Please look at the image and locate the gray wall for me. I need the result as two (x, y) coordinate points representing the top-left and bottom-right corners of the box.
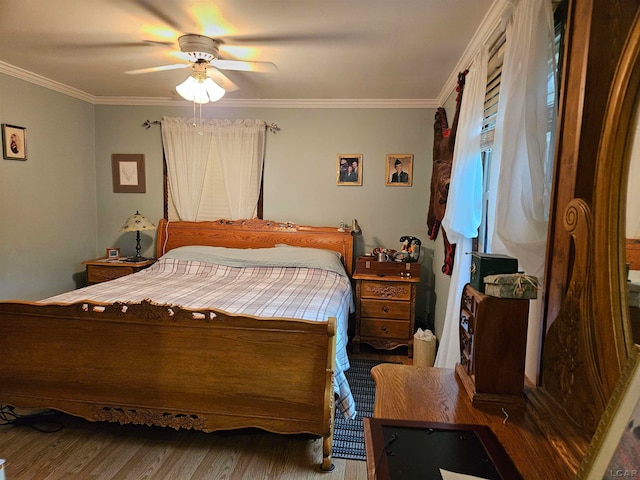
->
(1, 73), (459, 339)
(0, 74), (96, 300)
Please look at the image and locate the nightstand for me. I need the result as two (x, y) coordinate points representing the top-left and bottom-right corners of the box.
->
(352, 262), (420, 357)
(82, 258), (155, 285)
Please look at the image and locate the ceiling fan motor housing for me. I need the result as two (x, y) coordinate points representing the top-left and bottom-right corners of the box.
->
(178, 34), (219, 62)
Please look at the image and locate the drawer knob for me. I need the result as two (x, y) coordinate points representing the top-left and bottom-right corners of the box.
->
(382, 306), (390, 313)
(381, 325), (388, 333)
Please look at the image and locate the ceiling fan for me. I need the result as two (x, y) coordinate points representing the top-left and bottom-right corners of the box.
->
(125, 33), (278, 97)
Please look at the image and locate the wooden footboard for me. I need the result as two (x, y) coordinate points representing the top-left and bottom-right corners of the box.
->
(0, 300), (337, 471)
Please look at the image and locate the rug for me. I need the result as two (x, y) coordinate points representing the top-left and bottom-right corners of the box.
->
(332, 358), (387, 461)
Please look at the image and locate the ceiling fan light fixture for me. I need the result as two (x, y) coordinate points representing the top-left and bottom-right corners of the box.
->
(176, 75), (225, 104)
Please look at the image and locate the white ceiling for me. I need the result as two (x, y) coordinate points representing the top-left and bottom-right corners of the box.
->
(0, 0), (499, 107)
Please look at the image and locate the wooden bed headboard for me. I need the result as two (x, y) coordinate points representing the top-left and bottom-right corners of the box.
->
(156, 218), (355, 276)
(626, 238), (640, 270)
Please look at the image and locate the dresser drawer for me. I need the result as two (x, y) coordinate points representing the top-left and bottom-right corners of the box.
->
(87, 265), (134, 283)
(360, 280), (412, 301)
(360, 318), (410, 339)
(361, 299), (410, 319)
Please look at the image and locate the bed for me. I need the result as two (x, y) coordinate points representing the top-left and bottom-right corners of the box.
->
(0, 219), (355, 471)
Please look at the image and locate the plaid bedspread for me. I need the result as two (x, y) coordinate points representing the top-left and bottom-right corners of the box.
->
(45, 257), (357, 419)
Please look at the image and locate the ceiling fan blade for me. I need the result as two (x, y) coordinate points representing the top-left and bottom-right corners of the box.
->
(207, 68), (240, 92)
(224, 31), (365, 45)
(210, 59), (277, 73)
(125, 64), (187, 75)
(130, 0), (184, 31)
(143, 40), (177, 48)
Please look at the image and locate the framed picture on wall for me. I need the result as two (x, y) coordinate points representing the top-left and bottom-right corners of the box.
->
(111, 154), (146, 193)
(336, 154), (363, 186)
(2, 124), (27, 160)
(576, 344), (640, 479)
(385, 154), (413, 186)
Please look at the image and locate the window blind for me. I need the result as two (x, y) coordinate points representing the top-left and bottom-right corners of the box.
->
(480, 34), (506, 152)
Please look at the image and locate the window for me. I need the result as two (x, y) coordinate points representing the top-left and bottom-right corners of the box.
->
(476, 10), (563, 254)
(476, 34), (505, 253)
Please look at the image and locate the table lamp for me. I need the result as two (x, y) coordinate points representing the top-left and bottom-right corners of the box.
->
(120, 211), (156, 262)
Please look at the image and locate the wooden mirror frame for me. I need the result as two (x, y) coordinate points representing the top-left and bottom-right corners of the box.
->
(527, 6), (640, 476)
(592, 8), (640, 375)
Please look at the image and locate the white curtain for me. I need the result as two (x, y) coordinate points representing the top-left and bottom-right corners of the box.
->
(161, 117), (212, 221)
(487, 0), (556, 380)
(488, 0), (556, 281)
(212, 120), (266, 220)
(162, 117), (266, 221)
(435, 48), (488, 368)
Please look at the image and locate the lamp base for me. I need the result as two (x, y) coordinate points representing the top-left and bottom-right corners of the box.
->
(124, 255), (149, 263)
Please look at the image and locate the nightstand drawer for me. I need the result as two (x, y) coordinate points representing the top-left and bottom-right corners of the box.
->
(361, 299), (410, 319)
(87, 265), (134, 283)
(360, 280), (412, 301)
(360, 318), (410, 339)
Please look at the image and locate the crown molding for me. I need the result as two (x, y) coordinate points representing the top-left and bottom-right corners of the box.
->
(0, 61), (95, 103)
(94, 96), (439, 108)
(435, 0), (509, 106)
(0, 61), (438, 109)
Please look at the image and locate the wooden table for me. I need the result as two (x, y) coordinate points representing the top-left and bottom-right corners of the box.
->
(364, 364), (574, 479)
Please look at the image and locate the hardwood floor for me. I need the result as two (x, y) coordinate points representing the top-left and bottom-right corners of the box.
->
(0, 346), (411, 480)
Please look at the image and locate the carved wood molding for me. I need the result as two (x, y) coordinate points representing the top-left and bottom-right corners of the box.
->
(215, 218), (298, 230)
(365, 284), (408, 298)
(541, 198), (607, 436)
(70, 299), (229, 325)
(95, 405), (208, 431)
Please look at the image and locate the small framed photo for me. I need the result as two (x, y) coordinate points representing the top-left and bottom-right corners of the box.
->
(106, 248), (120, 259)
(576, 344), (640, 479)
(386, 154), (413, 186)
(2, 124), (27, 160)
(337, 154), (363, 186)
(111, 154), (146, 193)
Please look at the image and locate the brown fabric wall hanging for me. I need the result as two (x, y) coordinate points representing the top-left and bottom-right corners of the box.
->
(427, 70), (468, 275)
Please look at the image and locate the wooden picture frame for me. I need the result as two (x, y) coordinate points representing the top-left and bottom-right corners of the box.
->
(106, 248), (120, 259)
(2, 124), (27, 160)
(576, 344), (640, 479)
(386, 154), (413, 186)
(336, 154), (363, 186)
(366, 418), (522, 479)
(112, 154), (146, 193)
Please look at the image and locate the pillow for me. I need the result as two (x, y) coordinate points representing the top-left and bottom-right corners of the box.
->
(162, 244), (348, 277)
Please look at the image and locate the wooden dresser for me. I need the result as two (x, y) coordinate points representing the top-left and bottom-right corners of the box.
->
(455, 283), (529, 408)
(351, 264), (420, 357)
(82, 258), (155, 285)
(365, 364), (574, 479)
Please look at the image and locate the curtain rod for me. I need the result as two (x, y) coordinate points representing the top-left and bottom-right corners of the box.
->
(141, 119), (280, 133)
